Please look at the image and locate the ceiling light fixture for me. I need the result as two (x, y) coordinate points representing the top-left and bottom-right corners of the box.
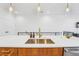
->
(66, 3), (70, 12)
(9, 3), (14, 12)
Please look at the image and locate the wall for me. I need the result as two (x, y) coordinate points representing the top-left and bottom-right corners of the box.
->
(0, 9), (16, 35)
(0, 4), (79, 35)
(15, 14), (79, 32)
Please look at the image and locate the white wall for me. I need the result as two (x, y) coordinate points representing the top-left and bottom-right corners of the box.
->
(0, 3), (79, 35)
(15, 14), (79, 32)
(0, 10), (16, 35)
(0, 11), (79, 35)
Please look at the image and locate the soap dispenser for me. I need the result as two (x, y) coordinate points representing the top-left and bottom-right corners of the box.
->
(30, 32), (32, 38)
(33, 32), (35, 38)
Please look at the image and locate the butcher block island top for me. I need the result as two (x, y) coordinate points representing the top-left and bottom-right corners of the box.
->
(0, 35), (79, 48)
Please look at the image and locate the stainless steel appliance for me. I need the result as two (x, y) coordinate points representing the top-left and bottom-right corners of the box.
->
(64, 47), (79, 56)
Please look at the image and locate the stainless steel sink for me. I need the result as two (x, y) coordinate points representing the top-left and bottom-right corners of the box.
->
(25, 39), (55, 44)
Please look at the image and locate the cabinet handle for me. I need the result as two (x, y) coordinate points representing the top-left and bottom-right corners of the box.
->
(64, 49), (69, 52)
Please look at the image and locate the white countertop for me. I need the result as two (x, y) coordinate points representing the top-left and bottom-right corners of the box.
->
(0, 35), (79, 48)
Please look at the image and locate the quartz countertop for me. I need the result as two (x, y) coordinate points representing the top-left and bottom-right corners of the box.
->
(0, 35), (79, 48)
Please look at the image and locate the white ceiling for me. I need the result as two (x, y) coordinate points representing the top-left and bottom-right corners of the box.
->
(0, 3), (79, 16)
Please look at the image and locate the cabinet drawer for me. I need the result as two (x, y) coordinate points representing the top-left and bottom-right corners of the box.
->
(0, 48), (18, 56)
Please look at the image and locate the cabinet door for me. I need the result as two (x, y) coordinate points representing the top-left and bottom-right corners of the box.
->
(18, 48), (64, 56)
(0, 48), (18, 56)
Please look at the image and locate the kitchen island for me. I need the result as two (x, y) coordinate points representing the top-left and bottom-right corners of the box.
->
(0, 35), (79, 56)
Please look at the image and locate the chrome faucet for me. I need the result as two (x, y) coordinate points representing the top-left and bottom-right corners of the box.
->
(38, 27), (42, 38)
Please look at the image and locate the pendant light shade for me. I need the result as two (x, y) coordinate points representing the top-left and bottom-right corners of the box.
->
(9, 3), (14, 12)
(37, 3), (41, 12)
(66, 3), (70, 12)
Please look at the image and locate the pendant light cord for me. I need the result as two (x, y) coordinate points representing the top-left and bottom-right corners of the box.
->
(67, 3), (69, 8)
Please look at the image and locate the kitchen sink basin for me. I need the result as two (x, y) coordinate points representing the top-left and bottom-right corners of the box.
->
(25, 39), (55, 44)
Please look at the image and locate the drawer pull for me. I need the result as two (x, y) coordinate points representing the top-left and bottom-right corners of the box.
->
(64, 49), (69, 52)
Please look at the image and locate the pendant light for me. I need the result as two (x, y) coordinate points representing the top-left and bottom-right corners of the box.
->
(37, 3), (41, 12)
(37, 3), (41, 13)
(66, 3), (70, 12)
(9, 3), (14, 12)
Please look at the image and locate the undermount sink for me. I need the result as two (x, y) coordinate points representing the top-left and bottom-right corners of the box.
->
(25, 39), (55, 44)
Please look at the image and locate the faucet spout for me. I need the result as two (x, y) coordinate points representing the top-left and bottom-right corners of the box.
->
(38, 27), (42, 38)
